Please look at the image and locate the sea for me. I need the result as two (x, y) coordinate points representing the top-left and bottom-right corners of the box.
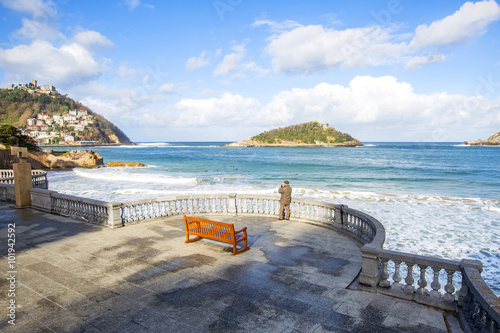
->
(46, 142), (500, 296)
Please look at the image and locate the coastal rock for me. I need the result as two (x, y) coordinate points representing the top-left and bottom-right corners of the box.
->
(28, 150), (104, 169)
(106, 161), (147, 167)
(465, 129), (500, 146)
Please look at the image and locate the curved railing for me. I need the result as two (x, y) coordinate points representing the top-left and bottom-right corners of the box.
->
(4, 188), (498, 331)
(117, 194), (384, 246)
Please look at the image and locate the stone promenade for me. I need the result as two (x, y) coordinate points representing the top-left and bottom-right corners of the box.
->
(0, 202), (461, 332)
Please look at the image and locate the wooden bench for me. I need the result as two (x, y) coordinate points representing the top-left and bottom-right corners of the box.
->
(183, 215), (250, 255)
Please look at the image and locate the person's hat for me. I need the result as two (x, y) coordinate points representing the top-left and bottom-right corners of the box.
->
(284, 181), (289, 184)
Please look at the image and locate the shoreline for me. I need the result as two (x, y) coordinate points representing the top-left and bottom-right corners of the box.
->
(39, 142), (135, 148)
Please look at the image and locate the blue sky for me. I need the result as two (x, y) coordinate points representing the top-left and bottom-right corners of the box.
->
(1, 0), (500, 142)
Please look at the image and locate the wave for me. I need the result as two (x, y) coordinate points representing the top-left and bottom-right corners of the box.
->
(73, 168), (197, 185)
(138, 142), (171, 147)
(289, 188), (500, 208)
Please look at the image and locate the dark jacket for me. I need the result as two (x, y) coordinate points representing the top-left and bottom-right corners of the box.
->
(278, 185), (292, 204)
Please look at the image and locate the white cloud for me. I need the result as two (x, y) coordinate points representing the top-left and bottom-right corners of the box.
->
(263, 24), (405, 74)
(116, 64), (137, 77)
(409, 0), (500, 50)
(2, 0), (62, 42)
(258, 1), (500, 74)
(174, 92), (264, 127)
(251, 19), (302, 32)
(0, 0), (57, 17)
(185, 51), (209, 70)
(72, 30), (113, 53)
(158, 83), (175, 94)
(0, 1), (113, 87)
(124, 0), (140, 10)
(122, 0), (154, 11)
(214, 43), (269, 78)
(169, 76), (499, 141)
(0, 39), (110, 86)
(405, 53), (446, 70)
(13, 17), (63, 41)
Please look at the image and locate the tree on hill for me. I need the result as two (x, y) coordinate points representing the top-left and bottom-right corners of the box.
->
(0, 125), (39, 151)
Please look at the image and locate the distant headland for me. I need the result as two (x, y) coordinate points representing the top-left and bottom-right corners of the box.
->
(0, 80), (133, 146)
(464, 129), (500, 146)
(223, 121), (363, 147)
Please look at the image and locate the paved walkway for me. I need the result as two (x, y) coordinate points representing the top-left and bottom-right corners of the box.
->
(0, 202), (461, 332)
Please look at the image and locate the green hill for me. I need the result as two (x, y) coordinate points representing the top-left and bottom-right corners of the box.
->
(0, 86), (132, 144)
(225, 121), (362, 147)
(252, 121), (358, 144)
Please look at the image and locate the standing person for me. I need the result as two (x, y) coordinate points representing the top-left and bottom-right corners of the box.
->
(278, 180), (292, 220)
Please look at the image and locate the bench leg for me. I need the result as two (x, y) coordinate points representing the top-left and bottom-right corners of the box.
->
(232, 238), (250, 255)
(185, 236), (203, 243)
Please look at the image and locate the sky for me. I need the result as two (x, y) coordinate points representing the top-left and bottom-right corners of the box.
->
(0, 0), (500, 142)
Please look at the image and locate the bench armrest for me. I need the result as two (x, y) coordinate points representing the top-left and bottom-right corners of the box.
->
(234, 227), (247, 235)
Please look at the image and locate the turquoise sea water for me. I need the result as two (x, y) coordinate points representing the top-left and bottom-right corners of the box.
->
(47, 142), (500, 295)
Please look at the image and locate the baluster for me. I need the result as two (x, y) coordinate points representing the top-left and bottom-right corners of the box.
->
(198, 199), (204, 213)
(137, 204), (142, 220)
(417, 264), (428, 296)
(159, 201), (165, 216)
(379, 259), (390, 288)
(164, 201), (170, 216)
(391, 260), (402, 292)
(137, 204), (142, 221)
(444, 269), (456, 303)
(430, 266), (441, 299)
(403, 262), (415, 294)
(301, 203), (307, 219)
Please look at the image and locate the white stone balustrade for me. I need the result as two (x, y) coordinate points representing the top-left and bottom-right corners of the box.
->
(361, 248), (464, 311)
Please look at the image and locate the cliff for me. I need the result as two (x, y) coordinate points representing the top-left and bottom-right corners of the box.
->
(224, 121), (363, 147)
(464, 130), (500, 146)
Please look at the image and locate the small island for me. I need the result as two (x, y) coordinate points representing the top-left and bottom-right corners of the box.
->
(224, 121), (363, 147)
(464, 129), (500, 146)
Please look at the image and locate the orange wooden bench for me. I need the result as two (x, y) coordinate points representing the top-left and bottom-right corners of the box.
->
(183, 215), (250, 255)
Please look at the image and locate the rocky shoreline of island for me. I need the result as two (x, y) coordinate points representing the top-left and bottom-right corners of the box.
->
(464, 129), (500, 146)
(222, 138), (363, 147)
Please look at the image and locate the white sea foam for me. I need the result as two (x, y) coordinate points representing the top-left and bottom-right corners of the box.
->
(138, 142), (171, 147)
(72, 168), (197, 185)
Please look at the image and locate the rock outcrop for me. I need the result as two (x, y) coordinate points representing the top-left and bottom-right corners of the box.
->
(465, 130), (500, 146)
(106, 161), (147, 167)
(28, 150), (104, 169)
